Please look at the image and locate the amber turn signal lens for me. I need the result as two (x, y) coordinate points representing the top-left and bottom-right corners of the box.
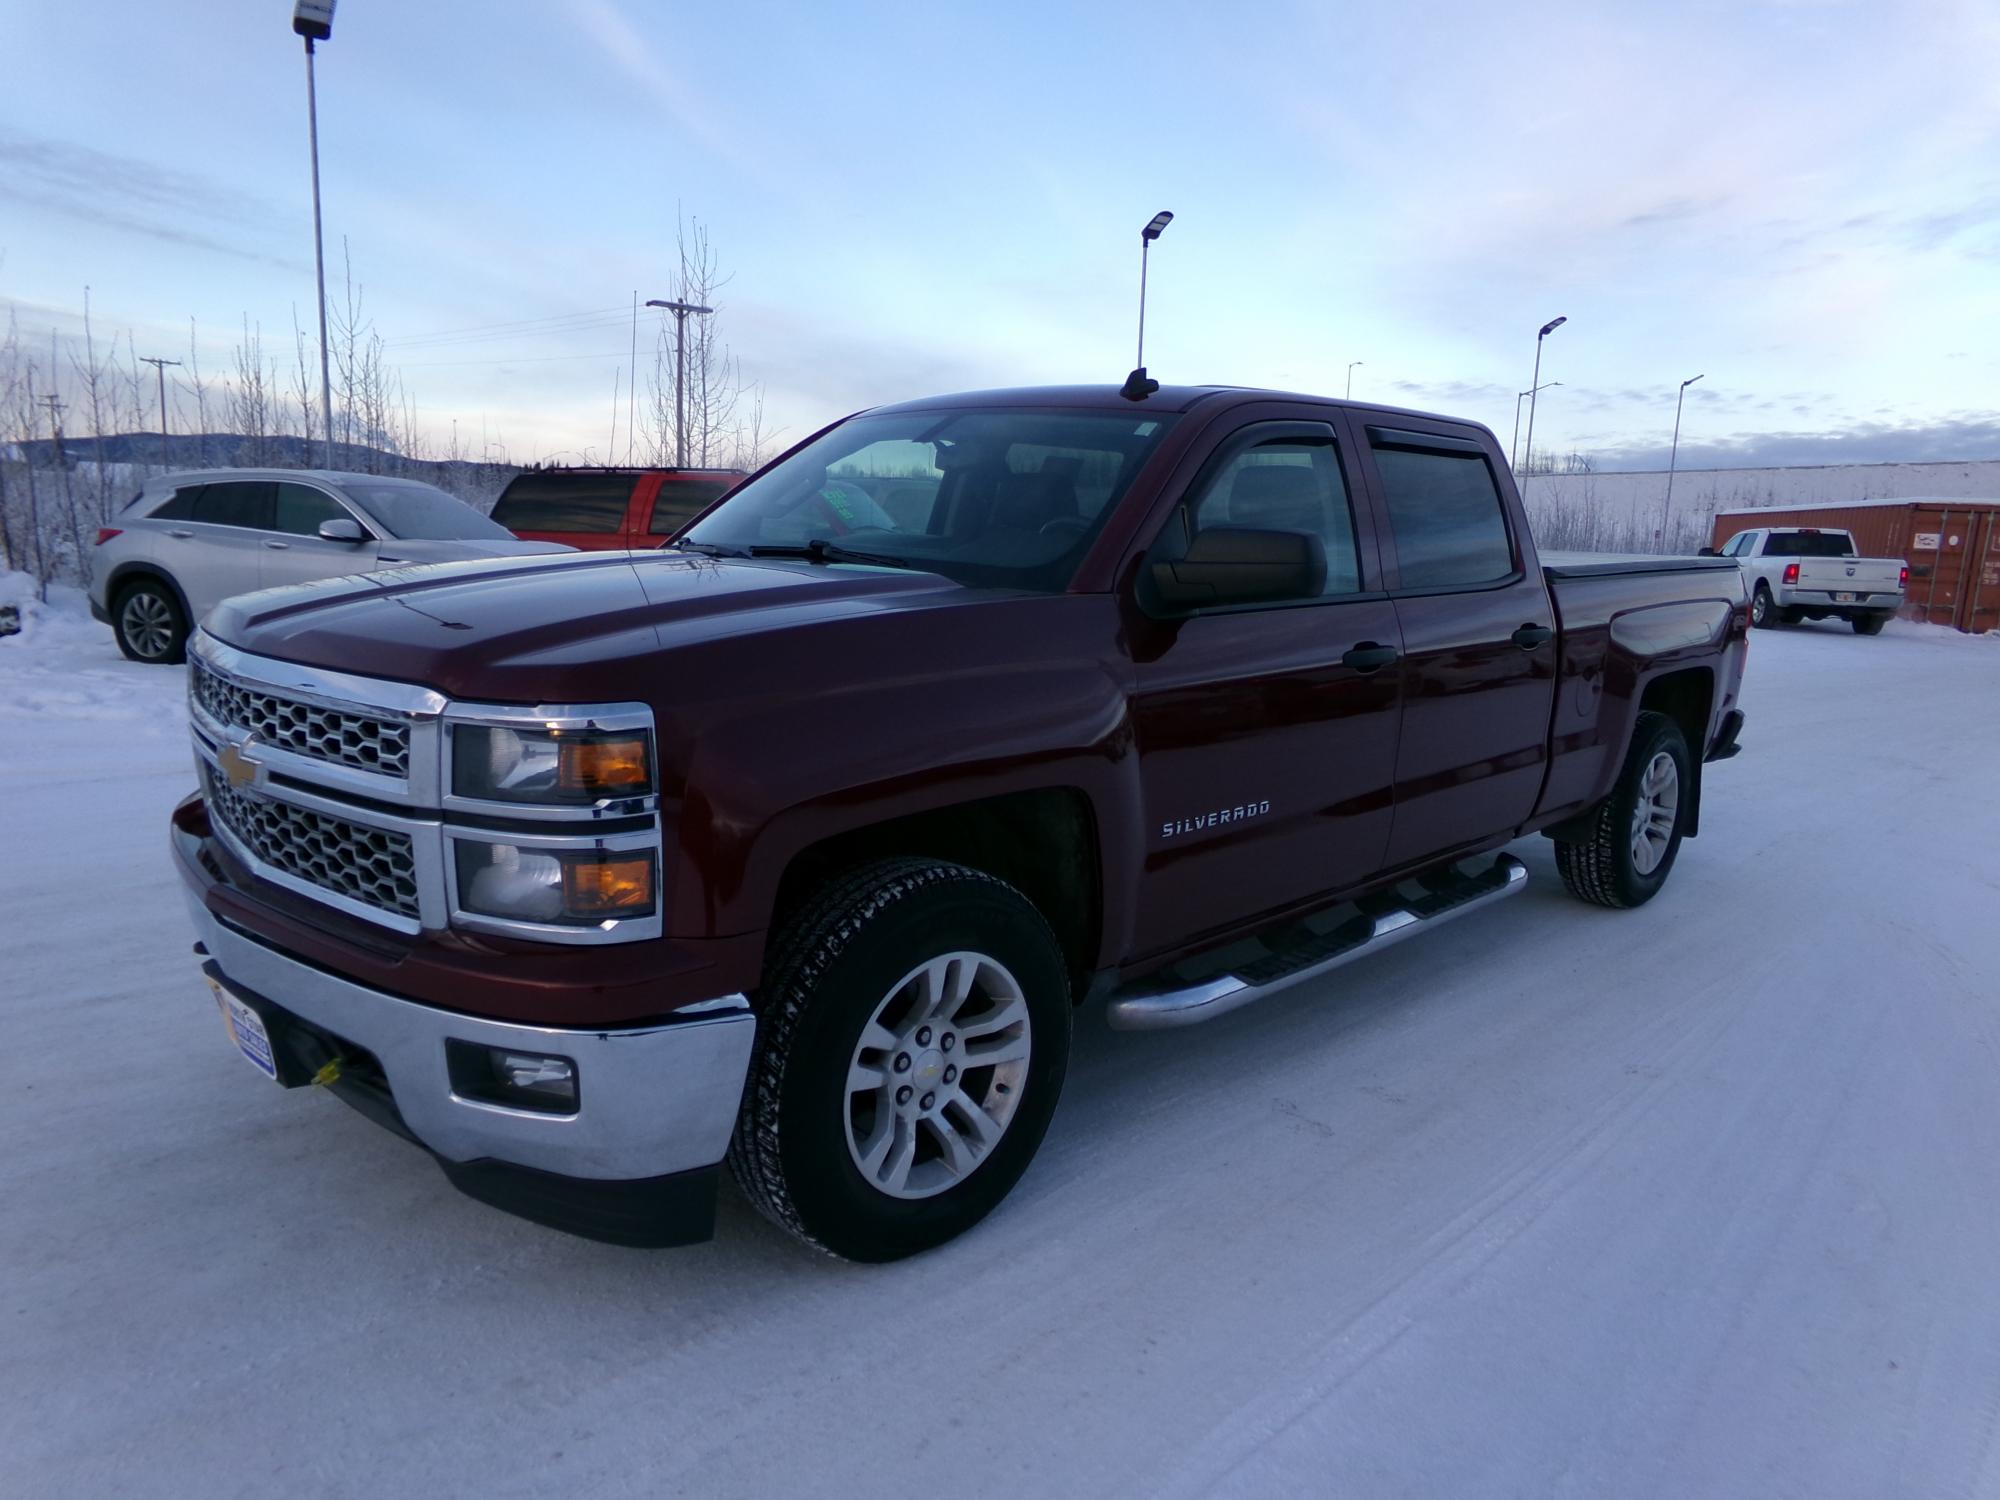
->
(561, 854), (655, 916)
(556, 736), (650, 796)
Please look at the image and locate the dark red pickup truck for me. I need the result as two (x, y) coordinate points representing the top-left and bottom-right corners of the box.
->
(173, 383), (1748, 1260)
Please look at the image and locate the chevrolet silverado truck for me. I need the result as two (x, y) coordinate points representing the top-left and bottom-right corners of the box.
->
(172, 384), (1749, 1261)
(1708, 525), (1906, 633)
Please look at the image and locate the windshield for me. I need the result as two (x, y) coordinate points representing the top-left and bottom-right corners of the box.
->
(1762, 530), (1855, 558)
(680, 408), (1178, 591)
(341, 479), (515, 541)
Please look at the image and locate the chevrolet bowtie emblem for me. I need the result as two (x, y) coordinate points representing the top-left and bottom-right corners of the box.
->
(217, 737), (264, 791)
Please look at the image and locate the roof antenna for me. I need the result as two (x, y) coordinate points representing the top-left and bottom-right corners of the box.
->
(1122, 210), (1173, 401)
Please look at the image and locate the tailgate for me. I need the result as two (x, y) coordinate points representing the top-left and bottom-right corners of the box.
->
(1797, 558), (1901, 591)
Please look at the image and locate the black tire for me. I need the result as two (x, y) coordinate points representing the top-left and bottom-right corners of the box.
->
(729, 858), (1071, 1261)
(1852, 613), (1887, 636)
(112, 578), (188, 664)
(1554, 710), (1692, 910)
(1750, 584), (1779, 629)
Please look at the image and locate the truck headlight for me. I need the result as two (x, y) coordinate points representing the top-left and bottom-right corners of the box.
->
(453, 841), (657, 925)
(452, 725), (652, 804)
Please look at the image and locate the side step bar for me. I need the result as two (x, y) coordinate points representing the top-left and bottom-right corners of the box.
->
(1104, 854), (1528, 1031)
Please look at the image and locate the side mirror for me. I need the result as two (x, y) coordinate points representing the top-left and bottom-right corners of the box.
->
(1149, 527), (1326, 612)
(319, 517), (367, 543)
(1697, 546), (1719, 557)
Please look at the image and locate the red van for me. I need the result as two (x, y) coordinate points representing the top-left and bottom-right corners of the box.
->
(489, 466), (746, 551)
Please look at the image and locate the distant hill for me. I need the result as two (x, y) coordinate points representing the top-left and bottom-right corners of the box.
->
(6, 431), (463, 472)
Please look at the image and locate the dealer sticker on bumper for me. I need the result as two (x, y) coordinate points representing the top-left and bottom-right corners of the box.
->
(206, 975), (279, 1081)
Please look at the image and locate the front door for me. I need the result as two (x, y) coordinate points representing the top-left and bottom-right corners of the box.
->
(1357, 422), (1558, 869)
(259, 481), (380, 592)
(1129, 419), (1404, 957)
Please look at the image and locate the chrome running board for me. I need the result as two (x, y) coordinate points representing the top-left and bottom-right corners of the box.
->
(1104, 854), (1528, 1031)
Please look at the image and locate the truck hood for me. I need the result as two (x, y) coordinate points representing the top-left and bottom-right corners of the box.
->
(203, 549), (975, 702)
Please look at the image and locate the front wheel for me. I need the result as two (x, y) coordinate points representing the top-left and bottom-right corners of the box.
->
(1554, 710), (1692, 909)
(729, 858), (1071, 1261)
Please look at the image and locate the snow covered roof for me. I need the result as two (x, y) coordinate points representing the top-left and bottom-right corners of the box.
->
(1715, 495), (2000, 517)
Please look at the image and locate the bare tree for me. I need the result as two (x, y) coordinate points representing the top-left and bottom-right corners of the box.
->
(228, 316), (278, 466)
(645, 215), (773, 470)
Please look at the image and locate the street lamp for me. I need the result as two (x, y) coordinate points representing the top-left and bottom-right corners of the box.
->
(1664, 373), (1705, 526)
(1511, 381), (1560, 472)
(1122, 210), (1173, 400)
(1346, 361), (1363, 399)
(1520, 315), (1566, 478)
(294, 0), (337, 470)
(645, 298), (714, 467)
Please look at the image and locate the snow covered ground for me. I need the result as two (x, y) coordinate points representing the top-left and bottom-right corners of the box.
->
(3, 579), (1997, 1499)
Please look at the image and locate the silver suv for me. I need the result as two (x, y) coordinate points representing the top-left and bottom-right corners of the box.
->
(90, 469), (572, 663)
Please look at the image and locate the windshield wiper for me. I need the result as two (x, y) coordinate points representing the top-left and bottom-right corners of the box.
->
(666, 539), (749, 557)
(746, 539), (912, 570)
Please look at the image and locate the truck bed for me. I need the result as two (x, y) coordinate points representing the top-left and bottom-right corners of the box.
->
(1540, 552), (1742, 580)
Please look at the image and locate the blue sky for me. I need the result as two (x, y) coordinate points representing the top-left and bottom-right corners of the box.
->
(3, 0), (1997, 469)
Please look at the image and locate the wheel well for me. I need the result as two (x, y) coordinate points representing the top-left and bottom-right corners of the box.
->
(108, 564), (190, 621)
(772, 788), (1102, 993)
(1639, 667), (1713, 836)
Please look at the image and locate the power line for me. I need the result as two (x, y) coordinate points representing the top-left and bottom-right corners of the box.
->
(396, 348), (632, 368)
(383, 304), (632, 348)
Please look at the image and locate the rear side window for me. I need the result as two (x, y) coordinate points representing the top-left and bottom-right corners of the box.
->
(150, 486), (203, 521)
(647, 477), (736, 536)
(1761, 530), (1855, 558)
(273, 483), (352, 537)
(192, 481), (274, 530)
(1372, 442), (1514, 589)
(490, 473), (635, 533)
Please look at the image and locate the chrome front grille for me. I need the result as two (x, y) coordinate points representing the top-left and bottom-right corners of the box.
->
(204, 765), (421, 920)
(192, 655), (410, 778)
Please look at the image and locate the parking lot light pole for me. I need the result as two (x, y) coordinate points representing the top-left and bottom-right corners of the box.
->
(1511, 381), (1560, 472)
(294, 1), (337, 471)
(645, 298), (714, 467)
(1665, 374), (1705, 520)
(1521, 315), (1566, 478)
(1347, 361), (1363, 398)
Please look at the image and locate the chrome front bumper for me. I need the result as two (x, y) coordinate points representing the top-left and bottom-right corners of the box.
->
(185, 891), (755, 1185)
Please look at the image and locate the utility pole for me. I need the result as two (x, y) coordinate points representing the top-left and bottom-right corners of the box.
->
(645, 298), (713, 467)
(140, 357), (182, 469)
(39, 395), (67, 469)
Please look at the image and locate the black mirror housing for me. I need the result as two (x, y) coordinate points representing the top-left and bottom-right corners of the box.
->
(1697, 546), (1718, 557)
(1149, 527), (1326, 611)
(319, 517), (367, 543)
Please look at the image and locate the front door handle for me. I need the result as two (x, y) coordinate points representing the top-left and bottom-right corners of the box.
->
(1511, 623), (1554, 649)
(1342, 642), (1400, 672)
(263, 539), (290, 550)
(165, 528), (193, 539)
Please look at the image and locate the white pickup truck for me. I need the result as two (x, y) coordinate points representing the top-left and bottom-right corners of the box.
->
(1708, 526), (1906, 634)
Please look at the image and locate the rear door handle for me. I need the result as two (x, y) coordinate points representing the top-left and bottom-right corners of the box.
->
(263, 539), (290, 550)
(1342, 642), (1400, 672)
(165, 528), (194, 539)
(1511, 623), (1554, 649)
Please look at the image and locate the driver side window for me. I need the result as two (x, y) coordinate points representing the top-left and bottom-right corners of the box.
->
(1176, 435), (1362, 596)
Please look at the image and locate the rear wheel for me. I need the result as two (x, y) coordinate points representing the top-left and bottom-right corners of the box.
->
(112, 579), (187, 664)
(1750, 584), (1779, 629)
(729, 858), (1071, 1261)
(1852, 612), (1888, 635)
(1555, 710), (1691, 910)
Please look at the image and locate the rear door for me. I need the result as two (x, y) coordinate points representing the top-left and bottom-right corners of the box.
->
(1128, 415), (1404, 955)
(1356, 420), (1558, 870)
(259, 480), (380, 592)
(488, 472), (639, 550)
(177, 480), (277, 619)
(634, 473), (741, 547)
